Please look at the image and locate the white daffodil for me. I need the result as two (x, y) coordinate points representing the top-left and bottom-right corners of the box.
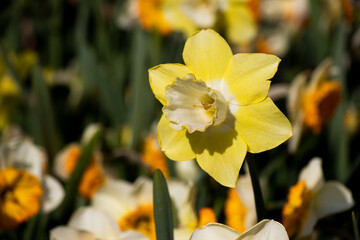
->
(50, 207), (148, 240)
(91, 177), (198, 240)
(0, 126), (64, 228)
(282, 157), (354, 238)
(190, 219), (289, 240)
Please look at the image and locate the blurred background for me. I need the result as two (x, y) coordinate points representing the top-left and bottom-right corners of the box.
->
(0, 0), (360, 239)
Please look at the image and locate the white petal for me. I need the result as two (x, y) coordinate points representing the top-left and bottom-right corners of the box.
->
(174, 228), (193, 240)
(42, 174), (65, 213)
(190, 223), (241, 240)
(119, 230), (149, 240)
(53, 143), (80, 180)
(297, 208), (318, 238)
(315, 181), (354, 219)
(132, 176), (153, 205)
(50, 226), (95, 240)
(299, 158), (324, 192)
(68, 207), (121, 240)
(238, 220), (289, 240)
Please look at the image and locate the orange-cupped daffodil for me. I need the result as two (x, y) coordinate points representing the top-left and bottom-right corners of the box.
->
(149, 29), (292, 187)
(282, 157), (354, 238)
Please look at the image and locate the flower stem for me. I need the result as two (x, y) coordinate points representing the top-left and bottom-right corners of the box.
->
(246, 154), (266, 221)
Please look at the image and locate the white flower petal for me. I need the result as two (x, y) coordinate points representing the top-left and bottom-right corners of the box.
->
(68, 207), (121, 240)
(118, 230), (149, 240)
(42, 174), (65, 213)
(315, 181), (354, 219)
(297, 208), (318, 238)
(50, 226), (95, 240)
(299, 158), (325, 192)
(190, 223), (241, 240)
(238, 220), (289, 240)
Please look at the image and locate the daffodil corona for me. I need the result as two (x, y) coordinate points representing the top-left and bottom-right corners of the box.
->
(149, 29), (292, 187)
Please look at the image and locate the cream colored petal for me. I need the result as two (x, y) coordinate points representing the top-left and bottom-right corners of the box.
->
(315, 181), (354, 219)
(175, 160), (200, 182)
(53, 143), (80, 180)
(190, 223), (241, 240)
(42, 175), (65, 213)
(225, 5), (257, 46)
(157, 115), (196, 161)
(183, 29), (233, 83)
(234, 97), (292, 153)
(149, 64), (192, 105)
(119, 230), (149, 240)
(238, 220), (288, 240)
(189, 123), (247, 187)
(91, 179), (137, 220)
(299, 158), (324, 192)
(297, 207), (318, 238)
(222, 54), (280, 106)
(287, 111), (304, 154)
(287, 72), (307, 121)
(132, 176), (153, 205)
(50, 226), (95, 240)
(174, 228), (194, 240)
(68, 207), (121, 240)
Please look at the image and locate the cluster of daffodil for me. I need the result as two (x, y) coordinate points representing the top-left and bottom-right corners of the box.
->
(0, 0), (359, 239)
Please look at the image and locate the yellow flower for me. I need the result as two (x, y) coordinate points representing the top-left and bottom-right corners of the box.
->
(198, 207), (217, 227)
(149, 29), (292, 187)
(0, 168), (43, 229)
(287, 58), (342, 153)
(141, 134), (169, 178)
(282, 158), (354, 238)
(190, 220), (289, 240)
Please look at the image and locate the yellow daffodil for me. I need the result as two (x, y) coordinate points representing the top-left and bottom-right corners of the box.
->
(0, 126), (64, 228)
(149, 29), (292, 187)
(287, 58), (341, 153)
(91, 177), (199, 240)
(190, 219), (289, 240)
(50, 207), (149, 240)
(282, 157), (354, 238)
(141, 133), (169, 178)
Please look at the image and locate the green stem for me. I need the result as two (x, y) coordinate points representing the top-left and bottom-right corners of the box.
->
(246, 154), (266, 221)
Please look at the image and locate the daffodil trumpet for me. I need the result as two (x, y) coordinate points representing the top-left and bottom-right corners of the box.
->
(149, 29), (292, 187)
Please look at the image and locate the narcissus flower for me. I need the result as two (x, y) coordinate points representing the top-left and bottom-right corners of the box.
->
(190, 219), (289, 240)
(91, 177), (198, 240)
(287, 58), (341, 153)
(50, 207), (148, 240)
(149, 29), (292, 187)
(282, 158), (354, 238)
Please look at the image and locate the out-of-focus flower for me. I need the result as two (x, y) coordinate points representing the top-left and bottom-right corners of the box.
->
(0, 74), (20, 129)
(224, 172), (258, 233)
(174, 159), (200, 182)
(0, 168), (42, 228)
(256, 28), (291, 57)
(141, 134), (169, 178)
(149, 29), (292, 187)
(54, 144), (105, 200)
(287, 58), (341, 153)
(189, 219), (289, 240)
(91, 177), (199, 240)
(344, 102), (359, 137)
(0, 127), (64, 228)
(282, 157), (354, 238)
(50, 207), (148, 240)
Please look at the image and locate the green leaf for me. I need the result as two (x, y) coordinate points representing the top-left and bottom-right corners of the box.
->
(52, 128), (101, 222)
(153, 169), (174, 240)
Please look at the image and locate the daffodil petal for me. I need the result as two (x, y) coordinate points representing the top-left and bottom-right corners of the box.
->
(68, 207), (121, 240)
(157, 115), (196, 161)
(299, 158), (325, 192)
(225, 5), (257, 46)
(223, 54), (280, 105)
(238, 220), (289, 240)
(42, 175), (65, 213)
(50, 226), (96, 240)
(149, 64), (192, 105)
(315, 181), (354, 219)
(234, 97), (292, 153)
(190, 223), (241, 240)
(189, 126), (247, 187)
(183, 29), (232, 83)
(119, 230), (149, 240)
